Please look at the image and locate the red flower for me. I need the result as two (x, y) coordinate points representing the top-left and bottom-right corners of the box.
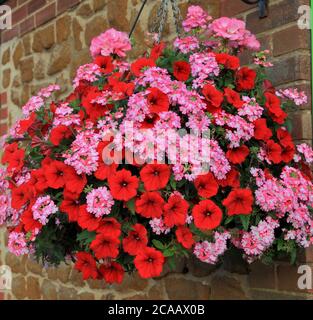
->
(173, 61), (191, 81)
(112, 81), (135, 99)
(93, 56), (114, 74)
(219, 168), (240, 188)
(99, 262), (124, 284)
(163, 194), (189, 227)
(236, 67), (256, 91)
(2, 142), (19, 164)
(141, 113), (160, 129)
(215, 53), (240, 70)
(21, 207), (42, 232)
(77, 205), (101, 231)
(2, 143), (25, 172)
(45, 160), (69, 189)
(266, 140), (282, 164)
(64, 168), (87, 194)
(134, 247), (165, 279)
(276, 128), (293, 148)
(29, 168), (48, 194)
(176, 226), (195, 249)
(131, 58), (156, 76)
(253, 118), (272, 141)
(264, 92), (287, 124)
(194, 172), (219, 198)
(11, 184), (32, 210)
(108, 169), (139, 201)
(150, 42), (165, 61)
(226, 145), (250, 164)
(140, 163), (170, 191)
(135, 191), (165, 218)
(147, 88), (169, 113)
(202, 84), (224, 113)
(60, 194), (81, 222)
(192, 199), (223, 231)
(222, 188), (254, 216)
(95, 162), (118, 181)
(90, 232), (120, 259)
(49, 125), (72, 146)
(74, 252), (98, 280)
(97, 218), (121, 237)
(224, 87), (243, 109)
(123, 224), (148, 255)
(281, 144), (295, 163)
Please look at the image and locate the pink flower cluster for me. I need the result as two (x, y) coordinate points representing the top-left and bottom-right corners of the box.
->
(86, 187), (114, 218)
(182, 5), (212, 32)
(8, 231), (30, 256)
(173, 36), (200, 54)
(73, 63), (101, 88)
(276, 88), (308, 106)
(32, 195), (58, 225)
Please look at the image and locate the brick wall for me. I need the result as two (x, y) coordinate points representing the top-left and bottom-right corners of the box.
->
(0, 0), (312, 300)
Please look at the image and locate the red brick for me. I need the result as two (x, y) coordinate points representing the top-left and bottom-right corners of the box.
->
(35, 3), (56, 27)
(0, 108), (8, 120)
(57, 0), (81, 15)
(0, 124), (8, 136)
(273, 25), (310, 56)
(12, 5), (28, 25)
(28, 0), (47, 15)
(0, 25), (19, 43)
(0, 92), (7, 105)
(220, 0), (255, 17)
(0, 292), (4, 300)
(248, 261), (276, 289)
(19, 15), (35, 36)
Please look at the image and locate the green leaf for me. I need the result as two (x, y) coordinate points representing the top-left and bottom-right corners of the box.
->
(126, 198), (135, 214)
(224, 216), (234, 225)
(77, 230), (96, 245)
(152, 239), (164, 250)
(239, 215), (251, 231)
(163, 249), (174, 257)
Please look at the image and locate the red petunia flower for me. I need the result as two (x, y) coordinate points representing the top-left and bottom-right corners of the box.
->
(140, 163), (170, 191)
(224, 87), (244, 109)
(45, 160), (69, 189)
(135, 191), (165, 218)
(141, 113), (160, 129)
(131, 58), (156, 77)
(123, 223), (148, 255)
(173, 61), (191, 81)
(97, 218), (121, 237)
(2, 142), (19, 164)
(253, 118), (272, 141)
(11, 184), (33, 210)
(134, 247), (165, 279)
(236, 67), (256, 91)
(150, 42), (165, 61)
(49, 125), (72, 146)
(219, 168), (240, 188)
(108, 169), (139, 201)
(163, 194), (189, 227)
(266, 140), (282, 164)
(222, 188), (254, 216)
(226, 145), (250, 164)
(276, 127), (293, 148)
(95, 162), (118, 181)
(264, 92), (287, 124)
(194, 172), (219, 198)
(74, 252), (98, 280)
(60, 195), (81, 222)
(64, 168), (87, 194)
(29, 168), (48, 194)
(281, 144), (295, 163)
(90, 232), (120, 259)
(99, 262), (124, 284)
(77, 205), (101, 231)
(192, 199), (223, 231)
(147, 88), (169, 113)
(215, 53), (240, 70)
(2, 144), (25, 172)
(93, 56), (114, 74)
(202, 84), (224, 113)
(21, 207), (42, 232)
(176, 226), (195, 249)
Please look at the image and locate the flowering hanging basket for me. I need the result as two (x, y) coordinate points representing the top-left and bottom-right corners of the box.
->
(1, 6), (312, 284)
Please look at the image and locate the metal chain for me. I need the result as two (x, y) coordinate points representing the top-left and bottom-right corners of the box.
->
(170, 0), (183, 38)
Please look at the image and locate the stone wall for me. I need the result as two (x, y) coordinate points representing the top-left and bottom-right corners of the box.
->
(0, 0), (312, 300)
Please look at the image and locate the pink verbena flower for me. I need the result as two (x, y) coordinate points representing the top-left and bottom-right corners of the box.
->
(238, 96), (263, 122)
(296, 143), (313, 164)
(276, 88), (308, 106)
(149, 217), (171, 235)
(38, 84), (60, 98)
(86, 186), (114, 218)
(32, 195), (58, 225)
(90, 28), (131, 58)
(8, 231), (29, 256)
(73, 63), (101, 88)
(22, 95), (44, 117)
(173, 36), (200, 54)
(53, 103), (81, 127)
(182, 5), (212, 32)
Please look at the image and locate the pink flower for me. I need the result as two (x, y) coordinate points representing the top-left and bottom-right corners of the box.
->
(174, 36), (200, 54)
(276, 88), (308, 106)
(8, 231), (29, 256)
(32, 195), (58, 225)
(149, 217), (171, 235)
(90, 28), (131, 58)
(86, 187), (114, 218)
(210, 17), (246, 41)
(182, 5), (212, 32)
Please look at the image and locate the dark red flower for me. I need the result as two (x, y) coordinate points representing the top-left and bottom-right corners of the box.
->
(194, 172), (219, 198)
(226, 145), (250, 164)
(123, 224), (148, 255)
(135, 191), (165, 218)
(173, 61), (191, 81)
(222, 188), (254, 216)
(93, 56), (114, 74)
(147, 88), (169, 113)
(253, 118), (272, 141)
(202, 84), (224, 113)
(29, 168), (48, 194)
(134, 247), (165, 279)
(219, 168), (240, 188)
(45, 160), (69, 189)
(266, 140), (282, 164)
(163, 194), (189, 227)
(2, 143), (25, 172)
(108, 169), (139, 201)
(176, 226), (195, 249)
(99, 262), (124, 284)
(224, 87), (243, 109)
(215, 53), (240, 70)
(140, 164), (170, 191)
(131, 58), (156, 76)
(236, 67), (256, 91)
(11, 184), (33, 210)
(77, 205), (101, 231)
(281, 144), (295, 163)
(90, 232), (120, 259)
(276, 127), (293, 148)
(95, 162), (118, 181)
(97, 218), (121, 237)
(150, 42), (165, 61)
(60, 195), (81, 222)
(49, 125), (72, 146)
(192, 199), (223, 231)
(264, 92), (287, 124)
(64, 168), (87, 194)
(2, 142), (19, 164)
(141, 113), (160, 129)
(21, 207), (42, 232)
(74, 252), (98, 280)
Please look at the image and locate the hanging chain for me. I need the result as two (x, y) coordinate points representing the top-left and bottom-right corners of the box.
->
(170, 0), (183, 38)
